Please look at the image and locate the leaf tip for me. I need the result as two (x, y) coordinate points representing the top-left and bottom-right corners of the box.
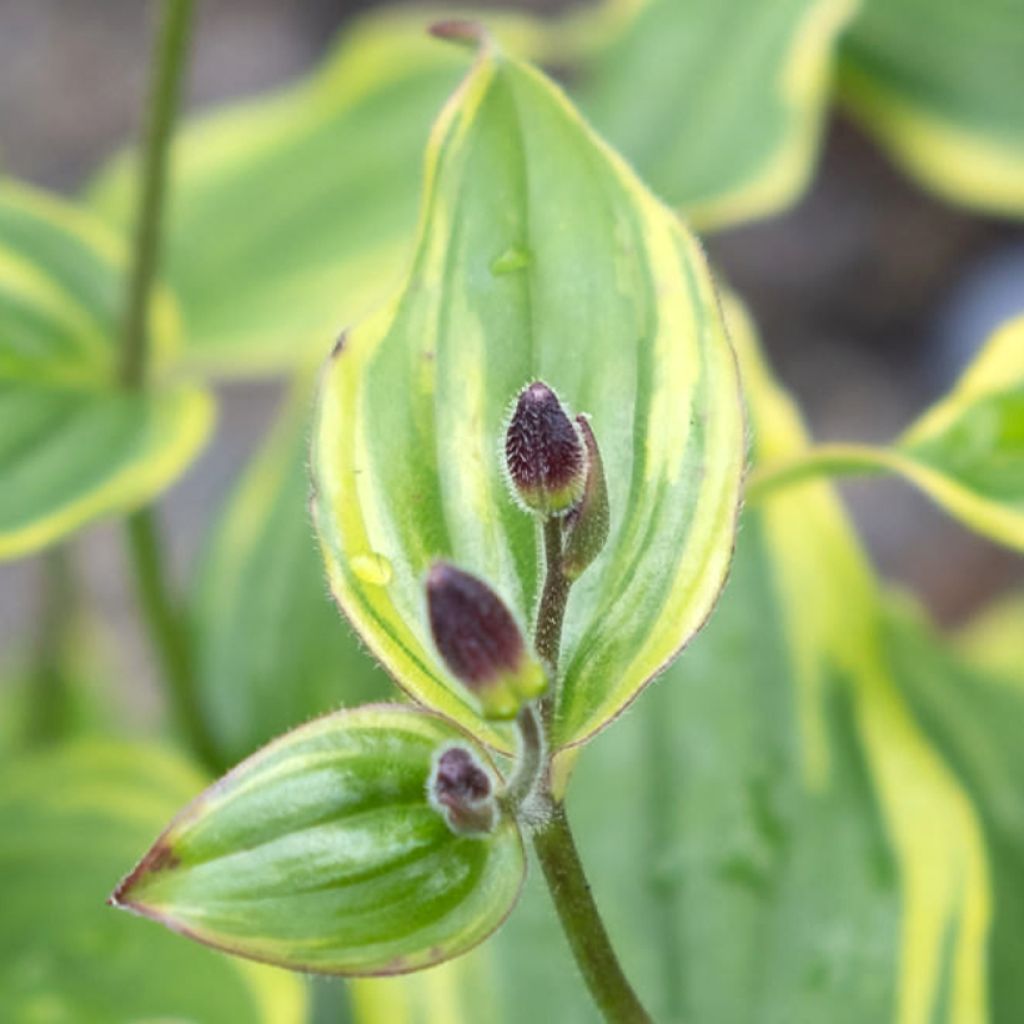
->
(109, 838), (180, 911)
(428, 19), (491, 51)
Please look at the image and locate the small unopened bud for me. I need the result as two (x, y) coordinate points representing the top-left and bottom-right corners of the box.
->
(562, 415), (610, 580)
(426, 563), (546, 719)
(505, 381), (587, 515)
(429, 746), (497, 836)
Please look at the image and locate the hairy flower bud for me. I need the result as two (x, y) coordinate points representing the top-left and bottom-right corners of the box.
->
(562, 415), (610, 580)
(428, 745), (497, 836)
(426, 562), (546, 719)
(505, 381), (587, 515)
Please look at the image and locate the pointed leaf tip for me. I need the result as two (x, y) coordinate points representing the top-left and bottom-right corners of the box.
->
(429, 20), (490, 51)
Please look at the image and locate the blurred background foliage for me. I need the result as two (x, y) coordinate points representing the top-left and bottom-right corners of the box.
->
(0, 0), (1022, 1022)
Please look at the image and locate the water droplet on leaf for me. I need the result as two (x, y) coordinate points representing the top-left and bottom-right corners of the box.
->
(491, 246), (531, 275)
(350, 552), (393, 586)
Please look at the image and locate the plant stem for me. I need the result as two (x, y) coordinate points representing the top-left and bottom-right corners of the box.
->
(528, 514), (652, 1023)
(120, 0), (194, 387)
(126, 508), (220, 770)
(504, 703), (545, 809)
(27, 546), (76, 745)
(535, 516), (570, 734)
(534, 805), (652, 1024)
(118, 0), (217, 771)
(744, 442), (892, 501)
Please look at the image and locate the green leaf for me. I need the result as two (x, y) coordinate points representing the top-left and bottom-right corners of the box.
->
(0, 740), (306, 1023)
(576, 0), (858, 228)
(192, 383), (391, 766)
(747, 314), (1024, 552)
(311, 45), (745, 752)
(839, 0), (1024, 216)
(352, 297), (1016, 1023)
(0, 180), (214, 559)
(113, 704), (525, 975)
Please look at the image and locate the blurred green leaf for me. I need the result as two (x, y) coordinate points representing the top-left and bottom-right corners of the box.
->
(576, 0), (858, 228)
(840, 0), (1024, 216)
(311, 44), (744, 752)
(955, 590), (1024, 686)
(882, 595), (1024, 1023)
(0, 740), (306, 1023)
(114, 705), (525, 975)
(0, 180), (213, 560)
(192, 383), (391, 766)
(747, 315), (1024, 552)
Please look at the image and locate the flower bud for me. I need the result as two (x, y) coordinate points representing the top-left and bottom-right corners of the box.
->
(426, 562), (546, 719)
(504, 381), (587, 515)
(562, 415), (610, 580)
(429, 745), (497, 836)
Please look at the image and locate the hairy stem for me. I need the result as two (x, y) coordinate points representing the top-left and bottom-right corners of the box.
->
(120, 0), (194, 387)
(529, 514), (652, 1023)
(126, 509), (219, 769)
(535, 516), (570, 735)
(504, 703), (545, 809)
(119, 0), (218, 771)
(534, 805), (652, 1024)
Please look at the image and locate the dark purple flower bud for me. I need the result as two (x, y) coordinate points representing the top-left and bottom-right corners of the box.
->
(562, 415), (610, 580)
(428, 746), (496, 835)
(426, 562), (546, 720)
(505, 381), (587, 515)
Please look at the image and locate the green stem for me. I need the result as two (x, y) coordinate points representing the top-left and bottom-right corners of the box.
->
(27, 547), (76, 745)
(745, 442), (892, 502)
(126, 508), (220, 771)
(528, 514), (652, 1023)
(120, 0), (194, 387)
(503, 703), (545, 809)
(533, 805), (652, 1024)
(118, 0), (217, 771)
(535, 516), (570, 735)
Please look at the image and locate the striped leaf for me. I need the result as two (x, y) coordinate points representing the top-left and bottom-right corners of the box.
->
(191, 383), (391, 767)
(113, 705), (525, 976)
(311, 43), (745, 751)
(0, 741), (306, 1023)
(747, 315), (1024, 552)
(0, 180), (213, 560)
(576, 0), (857, 227)
(840, 0), (1024, 216)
